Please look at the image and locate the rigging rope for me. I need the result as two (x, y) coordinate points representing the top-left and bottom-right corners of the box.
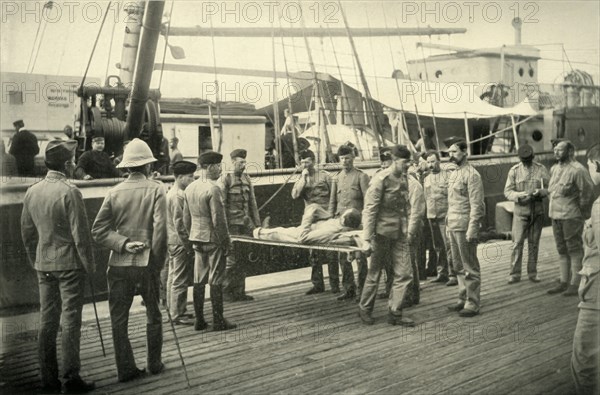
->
(104, 14), (118, 83)
(26, 1), (49, 73)
(81, 1), (113, 88)
(326, 24), (364, 159)
(382, 5), (409, 146)
(158, 1), (176, 91)
(208, 13), (224, 153)
(257, 167), (300, 212)
(416, 31), (442, 154)
(365, 7), (380, 99)
(277, 16), (302, 165)
(394, 15), (425, 150)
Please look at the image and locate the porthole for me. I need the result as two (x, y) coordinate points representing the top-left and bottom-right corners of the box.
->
(518, 68), (524, 77)
(532, 130), (543, 142)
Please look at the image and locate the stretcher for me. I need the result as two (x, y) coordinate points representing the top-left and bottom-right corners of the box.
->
(230, 235), (364, 254)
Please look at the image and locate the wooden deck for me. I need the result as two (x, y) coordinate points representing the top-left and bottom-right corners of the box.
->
(0, 228), (580, 394)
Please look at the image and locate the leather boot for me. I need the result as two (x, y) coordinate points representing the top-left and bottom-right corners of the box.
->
(193, 284), (208, 331)
(547, 282), (568, 295)
(210, 286), (237, 331)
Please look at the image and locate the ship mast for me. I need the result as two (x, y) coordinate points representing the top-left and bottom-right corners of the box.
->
(124, 0), (165, 140)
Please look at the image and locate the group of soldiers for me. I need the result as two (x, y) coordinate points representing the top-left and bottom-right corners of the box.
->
(19, 132), (599, 393)
(20, 138), (258, 391)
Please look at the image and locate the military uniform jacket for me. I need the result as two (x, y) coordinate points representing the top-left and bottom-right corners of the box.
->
(329, 167), (370, 216)
(548, 160), (594, 220)
(446, 162), (485, 239)
(362, 167), (410, 241)
(75, 150), (120, 179)
(220, 172), (260, 227)
(423, 170), (450, 219)
(183, 178), (230, 246)
(504, 161), (550, 217)
(579, 198), (600, 311)
(291, 169), (332, 209)
(167, 184), (190, 247)
(21, 171), (95, 273)
(408, 177), (426, 236)
(92, 173), (168, 268)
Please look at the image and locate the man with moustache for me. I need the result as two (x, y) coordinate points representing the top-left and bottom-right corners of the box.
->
(445, 138), (485, 317)
(358, 144), (416, 326)
(221, 149), (260, 302)
(291, 149), (340, 295)
(424, 150), (457, 286)
(504, 144), (551, 284)
(546, 139), (594, 296)
(329, 144), (370, 301)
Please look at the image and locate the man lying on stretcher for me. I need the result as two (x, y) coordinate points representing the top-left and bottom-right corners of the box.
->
(252, 203), (362, 245)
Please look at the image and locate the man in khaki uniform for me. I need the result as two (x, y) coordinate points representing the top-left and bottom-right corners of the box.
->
(291, 149), (340, 294)
(445, 138), (485, 317)
(329, 144), (370, 301)
(504, 144), (550, 284)
(166, 161), (197, 325)
(221, 149), (260, 301)
(92, 138), (167, 382)
(183, 151), (237, 331)
(358, 145), (416, 327)
(21, 140), (95, 393)
(424, 151), (457, 286)
(546, 139), (594, 295)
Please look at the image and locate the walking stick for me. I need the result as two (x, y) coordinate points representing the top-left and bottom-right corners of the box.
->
(163, 302), (192, 389)
(88, 279), (106, 357)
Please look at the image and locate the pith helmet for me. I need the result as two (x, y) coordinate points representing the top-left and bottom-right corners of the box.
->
(116, 138), (157, 168)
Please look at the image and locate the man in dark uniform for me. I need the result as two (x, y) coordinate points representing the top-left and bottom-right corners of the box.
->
(166, 161), (197, 325)
(9, 119), (39, 176)
(221, 148), (260, 301)
(291, 149), (340, 295)
(358, 145), (416, 327)
(92, 138), (167, 382)
(329, 144), (370, 301)
(504, 144), (551, 284)
(183, 151), (237, 331)
(75, 135), (121, 180)
(21, 139), (95, 393)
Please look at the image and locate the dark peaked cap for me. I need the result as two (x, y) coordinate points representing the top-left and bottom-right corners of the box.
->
(172, 160), (197, 175)
(337, 144), (354, 156)
(230, 149), (247, 159)
(518, 144), (534, 160)
(390, 144), (412, 160)
(443, 136), (466, 148)
(45, 139), (77, 164)
(198, 150), (223, 165)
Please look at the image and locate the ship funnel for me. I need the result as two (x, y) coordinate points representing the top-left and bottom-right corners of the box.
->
(512, 17), (522, 45)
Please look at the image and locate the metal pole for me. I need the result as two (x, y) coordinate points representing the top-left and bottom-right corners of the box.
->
(88, 279), (106, 358)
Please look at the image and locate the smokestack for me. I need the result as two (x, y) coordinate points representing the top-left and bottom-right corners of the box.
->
(512, 17), (522, 45)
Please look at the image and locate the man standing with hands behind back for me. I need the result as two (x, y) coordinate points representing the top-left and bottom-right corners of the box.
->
(92, 138), (168, 383)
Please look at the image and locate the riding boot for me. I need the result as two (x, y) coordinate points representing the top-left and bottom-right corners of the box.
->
(193, 284), (207, 331)
(210, 285), (237, 331)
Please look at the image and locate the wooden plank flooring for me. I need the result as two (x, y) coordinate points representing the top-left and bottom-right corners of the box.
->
(0, 229), (581, 394)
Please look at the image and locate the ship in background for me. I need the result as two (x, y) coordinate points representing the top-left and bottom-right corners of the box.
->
(0, 2), (598, 312)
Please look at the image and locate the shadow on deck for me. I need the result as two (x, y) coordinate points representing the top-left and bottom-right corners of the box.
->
(0, 228), (579, 394)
